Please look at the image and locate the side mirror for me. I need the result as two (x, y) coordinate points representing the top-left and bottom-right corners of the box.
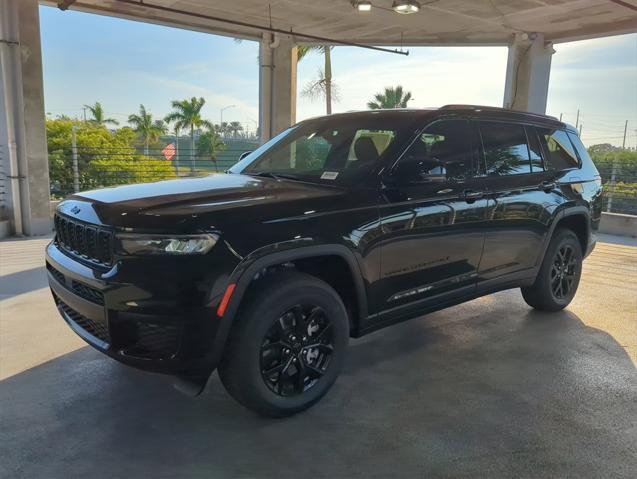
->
(238, 151), (253, 161)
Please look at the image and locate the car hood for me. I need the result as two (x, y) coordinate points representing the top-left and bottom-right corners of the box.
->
(59, 173), (345, 228)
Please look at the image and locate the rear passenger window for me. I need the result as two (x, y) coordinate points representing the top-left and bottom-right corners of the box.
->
(566, 132), (590, 165)
(479, 122), (531, 176)
(538, 128), (580, 170)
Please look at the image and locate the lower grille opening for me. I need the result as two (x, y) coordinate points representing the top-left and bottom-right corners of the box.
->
(119, 321), (183, 360)
(46, 263), (65, 285)
(54, 294), (110, 344)
(71, 280), (105, 306)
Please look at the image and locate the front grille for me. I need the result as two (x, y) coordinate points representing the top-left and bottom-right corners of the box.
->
(71, 280), (105, 306)
(54, 214), (113, 265)
(54, 294), (110, 344)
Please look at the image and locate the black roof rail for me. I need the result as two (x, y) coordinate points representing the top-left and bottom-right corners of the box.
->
(439, 104), (559, 122)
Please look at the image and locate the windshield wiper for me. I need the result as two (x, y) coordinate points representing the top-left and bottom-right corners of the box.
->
(248, 172), (300, 181)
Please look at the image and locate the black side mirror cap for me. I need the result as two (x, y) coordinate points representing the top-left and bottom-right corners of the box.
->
(238, 151), (253, 161)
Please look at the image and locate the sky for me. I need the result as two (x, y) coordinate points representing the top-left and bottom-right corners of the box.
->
(39, 5), (637, 148)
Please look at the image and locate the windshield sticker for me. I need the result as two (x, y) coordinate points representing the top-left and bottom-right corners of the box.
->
(320, 171), (339, 180)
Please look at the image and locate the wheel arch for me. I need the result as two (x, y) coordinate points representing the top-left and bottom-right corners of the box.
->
(539, 206), (591, 268)
(208, 244), (368, 370)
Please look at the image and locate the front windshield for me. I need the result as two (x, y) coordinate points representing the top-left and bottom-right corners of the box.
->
(228, 115), (420, 185)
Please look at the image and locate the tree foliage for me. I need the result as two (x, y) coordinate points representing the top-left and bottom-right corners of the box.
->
(367, 86), (413, 109)
(128, 104), (167, 154)
(84, 102), (119, 126)
(164, 97), (212, 134)
(47, 119), (173, 197)
(197, 126), (226, 171)
(164, 97), (213, 172)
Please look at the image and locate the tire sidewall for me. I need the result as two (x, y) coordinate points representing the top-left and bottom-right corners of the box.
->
(545, 231), (583, 307)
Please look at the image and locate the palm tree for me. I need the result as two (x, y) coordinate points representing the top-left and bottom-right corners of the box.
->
(164, 97), (212, 173)
(197, 125), (226, 172)
(229, 121), (244, 138)
(84, 102), (119, 126)
(302, 68), (340, 112)
(367, 86), (413, 109)
(217, 122), (230, 138)
(298, 45), (335, 114)
(128, 104), (167, 155)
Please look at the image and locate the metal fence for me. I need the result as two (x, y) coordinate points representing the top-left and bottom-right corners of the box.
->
(48, 146), (637, 216)
(49, 145), (255, 199)
(593, 155), (637, 216)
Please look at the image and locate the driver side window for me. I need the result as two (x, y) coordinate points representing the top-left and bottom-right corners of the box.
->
(394, 119), (473, 184)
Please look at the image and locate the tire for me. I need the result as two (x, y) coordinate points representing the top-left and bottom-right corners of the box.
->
(218, 271), (349, 417)
(521, 228), (583, 311)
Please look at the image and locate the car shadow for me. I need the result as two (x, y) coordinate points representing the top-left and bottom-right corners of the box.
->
(1, 293), (636, 478)
(0, 266), (48, 299)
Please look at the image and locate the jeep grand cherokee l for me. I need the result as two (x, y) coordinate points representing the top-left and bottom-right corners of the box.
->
(46, 105), (602, 416)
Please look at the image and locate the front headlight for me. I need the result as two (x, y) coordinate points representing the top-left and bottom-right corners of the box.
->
(117, 233), (219, 255)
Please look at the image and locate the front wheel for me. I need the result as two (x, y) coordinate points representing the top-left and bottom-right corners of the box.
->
(521, 228), (583, 311)
(218, 272), (349, 417)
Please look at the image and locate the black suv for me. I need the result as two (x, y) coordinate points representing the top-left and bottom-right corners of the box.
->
(47, 106), (602, 416)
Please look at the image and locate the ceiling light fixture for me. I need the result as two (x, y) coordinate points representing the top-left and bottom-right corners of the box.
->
(392, 0), (420, 14)
(352, 1), (372, 12)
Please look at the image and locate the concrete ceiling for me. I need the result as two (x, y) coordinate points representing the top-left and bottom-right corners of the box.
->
(46, 0), (637, 46)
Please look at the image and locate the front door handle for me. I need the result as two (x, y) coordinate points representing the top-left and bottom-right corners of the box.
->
(540, 180), (556, 192)
(462, 189), (484, 201)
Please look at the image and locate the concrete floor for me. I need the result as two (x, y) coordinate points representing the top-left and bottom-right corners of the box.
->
(1, 235), (636, 478)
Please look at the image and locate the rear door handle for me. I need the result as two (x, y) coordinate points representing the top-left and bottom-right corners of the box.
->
(540, 180), (556, 191)
(462, 189), (484, 201)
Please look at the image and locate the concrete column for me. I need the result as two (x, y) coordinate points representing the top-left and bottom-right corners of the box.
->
(503, 33), (555, 115)
(258, 33), (297, 142)
(0, 0), (50, 236)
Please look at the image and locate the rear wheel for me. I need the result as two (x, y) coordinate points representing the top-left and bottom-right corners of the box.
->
(218, 272), (349, 416)
(522, 228), (583, 311)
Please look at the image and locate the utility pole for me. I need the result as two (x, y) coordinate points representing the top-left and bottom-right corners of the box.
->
(579, 124), (583, 136)
(622, 120), (628, 149)
(575, 109), (580, 129)
(82, 107), (87, 122)
(559, 113), (563, 122)
(71, 125), (79, 193)
(606, 156), (618, 213)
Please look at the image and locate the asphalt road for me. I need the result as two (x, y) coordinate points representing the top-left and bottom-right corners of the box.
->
(1, 235), (635, 478)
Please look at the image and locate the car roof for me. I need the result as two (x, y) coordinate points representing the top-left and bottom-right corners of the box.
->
(302, 105), (570, 131)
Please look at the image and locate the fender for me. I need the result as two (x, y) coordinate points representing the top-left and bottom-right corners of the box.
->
(206, 243), (368, 372)
(537, 205), (592, 269)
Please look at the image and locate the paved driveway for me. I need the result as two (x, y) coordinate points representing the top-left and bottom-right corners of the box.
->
(1, 234), (636, 478)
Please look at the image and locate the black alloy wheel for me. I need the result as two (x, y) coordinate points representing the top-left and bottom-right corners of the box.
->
(218, 271), (349, 416)
(550, 244), (578, 300)
(521, 228), (583, 312)
(260, 304), (333, 397)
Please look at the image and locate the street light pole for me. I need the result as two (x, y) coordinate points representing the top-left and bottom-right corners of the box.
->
(220, 104), (236, 135)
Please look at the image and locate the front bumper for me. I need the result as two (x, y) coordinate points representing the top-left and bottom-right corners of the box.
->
(45, 242), (222, 375)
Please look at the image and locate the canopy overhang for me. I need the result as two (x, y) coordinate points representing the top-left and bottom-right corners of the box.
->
(43, 0), (637, 46)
